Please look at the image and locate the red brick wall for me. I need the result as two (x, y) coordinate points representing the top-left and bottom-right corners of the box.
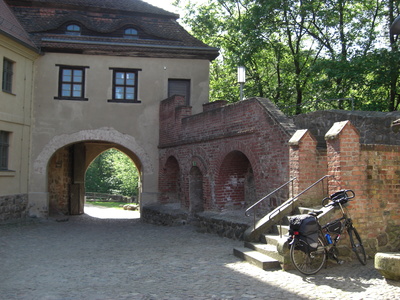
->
(159, 156), (181, 204)
(48, 146), (72, 215)
(159, 96), (295, 213)
(289, 130), (327, 203)
(291, 121), (400, 253)
(361, 144), (400, 251)
(159, 96), (400, 252)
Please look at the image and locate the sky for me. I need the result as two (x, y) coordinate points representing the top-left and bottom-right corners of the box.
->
(143, 0), (179, 13)
(143, 0), (180, 14)
(143, 0), (208, 16)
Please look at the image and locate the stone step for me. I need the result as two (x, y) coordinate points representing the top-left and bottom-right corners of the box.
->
(244, 241), (283, 262)
(233, 247), (281, 270)
(270, 224), (290, 236)
(260, 233), (288, 246)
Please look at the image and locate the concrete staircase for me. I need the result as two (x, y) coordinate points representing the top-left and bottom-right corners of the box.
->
(233, 217), (291, 270)
(234, 206), (333, 270)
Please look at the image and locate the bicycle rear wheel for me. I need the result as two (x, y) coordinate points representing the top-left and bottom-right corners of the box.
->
(348, 227), (367, 265)
(290, 237), (326, 275)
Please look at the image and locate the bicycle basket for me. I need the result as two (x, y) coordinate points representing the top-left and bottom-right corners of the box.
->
(326, 220), (342, 234)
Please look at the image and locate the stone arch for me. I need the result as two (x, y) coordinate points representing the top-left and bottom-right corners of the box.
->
(34, 127), (153, 176)
(31, 128), (153, 217)
(48, 142), (142, 215)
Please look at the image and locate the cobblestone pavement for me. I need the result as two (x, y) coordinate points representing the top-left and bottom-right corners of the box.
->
(0, 207), (399, 300)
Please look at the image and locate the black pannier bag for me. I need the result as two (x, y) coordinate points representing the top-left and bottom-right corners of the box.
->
(288, 214), (320, 253)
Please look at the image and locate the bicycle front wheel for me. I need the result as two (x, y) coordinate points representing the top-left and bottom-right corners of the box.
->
(348, 227), (367, 265)
(290, 237), (326, 275)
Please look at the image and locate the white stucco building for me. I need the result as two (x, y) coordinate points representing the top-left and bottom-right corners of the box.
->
(0, 0), (218, 220)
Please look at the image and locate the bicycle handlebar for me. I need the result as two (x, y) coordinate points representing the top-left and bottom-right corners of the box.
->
(322, 189), (355, 207)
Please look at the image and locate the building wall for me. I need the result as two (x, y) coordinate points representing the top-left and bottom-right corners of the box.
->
(0, 33), (38, 221)
(28, 52), (211, 217)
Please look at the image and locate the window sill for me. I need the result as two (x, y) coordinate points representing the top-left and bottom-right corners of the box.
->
(107, 99), (142, 104)
(54, 97), (89, 101)
(0, 170), (16, 177)
(2, 90), (16, 96)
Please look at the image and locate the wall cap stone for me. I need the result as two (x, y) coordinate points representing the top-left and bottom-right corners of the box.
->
(325, 120), (350, 140)
(288, 129), (308, 146)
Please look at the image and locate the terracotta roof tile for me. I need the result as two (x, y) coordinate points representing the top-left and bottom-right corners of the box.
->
(5, 0), (218, 59)
(0, 0), (37, 49)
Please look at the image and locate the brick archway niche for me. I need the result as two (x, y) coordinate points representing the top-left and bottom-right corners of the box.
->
(215, 150), (255, 210)
(159, 156), (181, 205)
(189, 166), (204, 214)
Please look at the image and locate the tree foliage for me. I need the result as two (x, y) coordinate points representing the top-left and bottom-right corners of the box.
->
(176, 0), (400, 114)
(85, 149), (139, 197)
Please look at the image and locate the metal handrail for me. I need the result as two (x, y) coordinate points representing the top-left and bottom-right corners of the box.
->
(245, 175), (330, 235)
(267, 175), (331, 222)
(245, 177), (297, 217)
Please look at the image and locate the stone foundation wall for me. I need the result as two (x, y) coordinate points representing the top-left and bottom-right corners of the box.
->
(0, 194), (29, 222)
(142, 204), (251, 240)
(195, 211), (251, 240)
(142, 204), (189, 226)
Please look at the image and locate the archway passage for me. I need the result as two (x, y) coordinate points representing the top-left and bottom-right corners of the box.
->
(215, 151), (255, 210)
(48, 141), (141, 217)
(189, 166), (204, 214)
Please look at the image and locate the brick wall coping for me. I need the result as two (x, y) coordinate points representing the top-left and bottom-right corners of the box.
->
(325, 120), (352, 140)
(288, 129), (308, 145)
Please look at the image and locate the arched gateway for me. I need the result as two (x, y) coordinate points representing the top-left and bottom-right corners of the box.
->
(29, 128), (154, 218)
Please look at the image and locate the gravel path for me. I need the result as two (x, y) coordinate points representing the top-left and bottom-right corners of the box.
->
(0, 207), (399, 300)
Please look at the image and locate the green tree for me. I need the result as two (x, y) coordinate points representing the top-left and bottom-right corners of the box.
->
(177, 0), (400, 113)
(85, 149), (139, 197)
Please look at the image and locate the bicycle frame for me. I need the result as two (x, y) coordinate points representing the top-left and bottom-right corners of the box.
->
(289, 189), (366, 275)
(320, 201), (360, 263)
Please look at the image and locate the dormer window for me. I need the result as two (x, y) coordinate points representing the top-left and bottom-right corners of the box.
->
(66, 24), (81, 36)
(124, 28), (138, 39)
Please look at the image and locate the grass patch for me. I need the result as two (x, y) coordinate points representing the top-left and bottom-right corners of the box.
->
(87, 201), (125, 209)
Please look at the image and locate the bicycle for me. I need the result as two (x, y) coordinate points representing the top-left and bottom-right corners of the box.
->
(289, 189), (367, 275)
